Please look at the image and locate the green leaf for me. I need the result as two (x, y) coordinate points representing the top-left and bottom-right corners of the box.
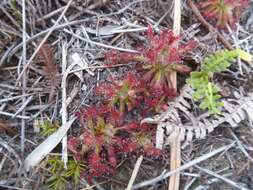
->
(37, 119), (59, 137)
(236, 49), (252, 62)
(45, 156), (86, 189)
(187, 49), (241, 114)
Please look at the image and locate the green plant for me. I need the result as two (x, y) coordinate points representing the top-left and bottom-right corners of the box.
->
(187, 49), (251, 114)
(65, 159), (86, 185)
(46, 157), (68, 190)
(45, 156), (86, 190)
(37, 119), (60, 136)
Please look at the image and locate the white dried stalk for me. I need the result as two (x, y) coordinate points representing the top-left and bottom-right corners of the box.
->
(126, 155), (143, 190)
(169, 1), (182, 190)
(61, 42), (68, 167)
(21, 0), (27, 157)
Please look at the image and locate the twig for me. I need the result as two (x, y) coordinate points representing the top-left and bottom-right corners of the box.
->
(186, 0), (233, 50)
(59, 84), (79, 114)
(0, 185), (29, 190)
(0, 93), (35, 104)
(61, 42), (68, 167)
(132, 142), (235, 189)
(0, 44), (15, 68)
(13, 96), (33, 118)
(21, 0), (27, 157)
(62, 28), (138, 53)
(16, 0), (74, 82)
(0, 111), (30, 119)
(168, 1), (181, 190)
(189, 173), (233, 190)
(8, 19), (89, 60)
(69, 62), (135, 74)
(195, 165), (249, 190)
(126, 155), (143, 190)
(36, 6), (65, 23)
(0, 137), (22, 169)
(228, 128), (253, 162)
(169, 137), (181, 190)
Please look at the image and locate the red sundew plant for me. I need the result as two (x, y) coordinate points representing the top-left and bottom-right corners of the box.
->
(142, 26), (196, 90)
(106, 26), (196, 91)
(66, 26), (195, 183)
(69, 106), (124, 175)
(105, 50), (141, 66)
(144, 86), (177, 112)
(87, 152), (115, 180)
(198, 0), (249, 28)
(121, 123), (163, 157)
(95, 72), (145, 114)
(69, 106), (162, 179)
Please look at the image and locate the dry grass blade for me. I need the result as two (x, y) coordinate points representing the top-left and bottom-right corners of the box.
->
(37, 43), (60, 102)
(126, 155), (143, 190)
(169, 137), (181, 190)
(24, 117), (76, 171)
(169, 0), (181, 190)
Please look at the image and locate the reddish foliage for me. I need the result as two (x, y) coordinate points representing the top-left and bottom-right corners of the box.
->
(76, 105), (122, 126)
(105, 26), (196, 91)
(198, 0), (249, 28)
(105, 50), (141, 66)
(0, 120), (17, 135)
(68, 26), (195, 181)
(144, 86), (177, 112)
(121, 123), (163, 156)
(69, 108), (162, 179)
(143, 146), (163, 157)
(95, 72), (145, 113)
(87, 153), (113, 179)
(67, 137), (82, 161)
(141, 26), (195, 90)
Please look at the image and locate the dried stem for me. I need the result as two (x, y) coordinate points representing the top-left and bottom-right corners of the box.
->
(126, 155), (143, 190)
(21, 0), (27, 158)
(186, 0), (233, 50)
(16, 0), (74, 83)
(61, 43), (68, 167)
(168, 0), (181, 190)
